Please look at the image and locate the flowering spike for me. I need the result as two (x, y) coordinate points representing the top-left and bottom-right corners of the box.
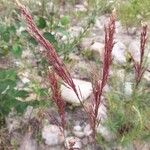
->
(16, 1), (80, 100)
(89, 14), (115, 140)
(132, 25), (148, 87)
(48, 70), (66, 130)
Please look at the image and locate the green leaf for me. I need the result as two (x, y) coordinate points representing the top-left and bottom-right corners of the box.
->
(12, 43), (22, 57)
(21, 31), (38, 45)
(28, 36), (38, 45)
(0, 69), (48, 117)
(21, 30), (29, 37)
(0, 69), (17, 93)
(2, 31), (10, 42)
(0, 24), (5, 34)
(8, 25), (16, 34)
(60, 16), (70, 26)
(37, 17), (47, 29)
(43, 32), (57, 44)
(0, 69), (16, 81)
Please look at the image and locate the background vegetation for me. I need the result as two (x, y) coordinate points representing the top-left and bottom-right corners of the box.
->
(0, 0), (150, 149)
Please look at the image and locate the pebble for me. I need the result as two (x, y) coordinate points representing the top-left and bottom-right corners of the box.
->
(112, 41), (126, 64)
(64, 136), (82, 149)
(42, 125), (64, 146)
(61, 79), (92, 105)
(73, 125), (85, 138)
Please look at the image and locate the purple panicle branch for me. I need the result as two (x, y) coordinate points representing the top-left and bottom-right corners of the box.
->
(132, 25), (148, 87)
(16, 1), (80, 100)
(89, 14), (115, 140)
(16, 0), (116, 143)
(48, 70), (66, 131)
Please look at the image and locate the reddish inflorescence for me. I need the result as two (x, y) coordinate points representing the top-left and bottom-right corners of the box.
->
(16, 1), (80, 100)
(17, 1), (117, 141)
(48, 70), (66, 130)
(132, 25), (148, 87)
(88, 15), (115, 140)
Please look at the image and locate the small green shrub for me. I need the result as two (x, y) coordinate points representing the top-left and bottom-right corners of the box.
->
(0, 69), (50, 128)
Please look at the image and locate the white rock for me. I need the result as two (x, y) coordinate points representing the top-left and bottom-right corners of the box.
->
(21, 77), (30, 84)
(90, 42), (104, 60)
(19, 133), (37, 150)
(83, 124), (92, 136)
(74, 125), (82, 131)
(64, 136), (82, 149)
(75, 4), (87, 12)
(112, 42), (126, 64)
(90, 42), (104, 51)
(124, 82), (133, 96)
(61, 79), (92, 105)
(42, 125), (64, 146)
(128, 41), (140, 62)
(96, 124), (115, 142)
(73, 125), (84, 138)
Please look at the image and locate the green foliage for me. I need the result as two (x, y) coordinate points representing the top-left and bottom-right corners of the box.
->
(0, 1), (149, 148)
(117, 0), (150, 27)
(0, 22), (23, 58)
(60, 16), (70, 26)
(104, 80), (150, 145)
(37, 17), (47, 29)
(12, 43), (22, 58)
(0, 69), (27, 116)
(43, 32), (57, 44)
(0, 69), (50, 120)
